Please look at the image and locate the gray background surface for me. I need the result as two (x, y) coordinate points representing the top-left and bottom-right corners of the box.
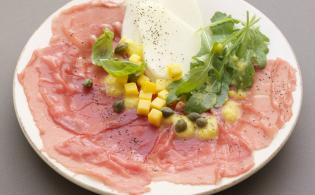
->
(0, 0), (314, 194)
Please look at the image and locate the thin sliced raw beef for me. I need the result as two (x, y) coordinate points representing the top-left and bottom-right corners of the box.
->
(219, 59), (296, 150)
(18, 1), (297, 194)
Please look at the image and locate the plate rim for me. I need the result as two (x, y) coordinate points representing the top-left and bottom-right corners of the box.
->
(12, 0), (303, 194)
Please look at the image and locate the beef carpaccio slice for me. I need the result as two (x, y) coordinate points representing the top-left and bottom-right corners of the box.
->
(18, 1), (297, 194)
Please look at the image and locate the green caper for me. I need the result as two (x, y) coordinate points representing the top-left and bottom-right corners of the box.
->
(161, 107), (175, 118)
(114, 42), (128, 54)
(113, 100), (125, 113)
(175, 119), (187, 133)
(187, 112), (201, 122)
(82, 79), (93, 88)
(196, 117), (208, 128)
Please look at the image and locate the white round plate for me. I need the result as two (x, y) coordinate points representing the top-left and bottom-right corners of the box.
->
(13, 0), (302, 194)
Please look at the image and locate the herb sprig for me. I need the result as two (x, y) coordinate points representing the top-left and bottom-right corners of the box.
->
(167, 12), (269, 113)
(92, 29), (145, 77)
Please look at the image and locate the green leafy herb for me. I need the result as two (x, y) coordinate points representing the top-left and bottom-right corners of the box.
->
(92, 29), (114, 65)
(98, 59), (145, 77)
(168, 11), (269, 113)
(92, 29), (144, 77)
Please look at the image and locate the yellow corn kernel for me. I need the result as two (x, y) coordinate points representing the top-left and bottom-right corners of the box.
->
(222, 101), (242, 123)
(139, 90), (153, 101)
(137, 99), (151, 116)
(124, 82), (139, 96)
(148, 109), (163, 127)
(129, 54), (142, 65)
(158, 90), (169, 100)
(142, 81), (157, 94)
(156, 79), (169, 92)
(137, 75), (150, 87)
(151, 97), (166, 110)
(124, 96), (139, 109)
(167, 64), (182, 80)
(228, 90), (247, 100)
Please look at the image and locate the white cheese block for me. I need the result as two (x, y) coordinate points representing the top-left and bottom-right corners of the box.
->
(122, 0), (202, 79)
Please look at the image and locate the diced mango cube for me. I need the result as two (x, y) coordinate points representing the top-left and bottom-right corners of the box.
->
(129, 54), (142, 65)
(104, 75), (128, 85)
(148, 109), (163, 127)
(124, 96), (139, 109)
(142, 81), (157, 94)
(139, 90), (153, 101)
(137, 75), (150, 87)
(158, 90), (169, 100)
(137, 99), (151, 116)
(116, 76), (128, 85)
(104, 84), (124, 97)
(124, 82), (139, 96)
(167, 64), (182, 80)
(151, 97), (166, 110)
(156, 79), (169, 92)
(121, 37), (144, 58)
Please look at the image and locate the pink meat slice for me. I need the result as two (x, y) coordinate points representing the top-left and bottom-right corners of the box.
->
(219, 59), (296, 150)
(56, 120), (159, 194)
(148, 129), (253, 184)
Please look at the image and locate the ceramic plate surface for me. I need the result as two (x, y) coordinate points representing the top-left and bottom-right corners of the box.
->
(13, 0), (302, 194)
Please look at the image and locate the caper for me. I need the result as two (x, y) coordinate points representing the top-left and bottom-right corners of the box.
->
(161, 107), (174, 118)
(187, 112), (201, 122)
(82, 79), (93, 88)
(128, 74), (139, 83)
(196, 117), (208, 128)
(175, 119), (187, 133)
(113, 100), (125, 113)
(114, 42), (128, 54)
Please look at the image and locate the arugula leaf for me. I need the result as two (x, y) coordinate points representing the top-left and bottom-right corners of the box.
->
(166, 80), (184, 105)
(92, 29), (114, 65)
(210, 12), (239, 35)
(184, 92), (217, 113)
(98, 59), (145, 77)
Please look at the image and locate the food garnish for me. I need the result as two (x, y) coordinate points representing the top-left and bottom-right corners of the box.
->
(167, 12), (269, 113)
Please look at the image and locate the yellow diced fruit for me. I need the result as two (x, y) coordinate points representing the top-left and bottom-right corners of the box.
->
(151, 97), (166, 110)
(124, 82), (139, 96)
(158, 90), (169, 100)
(121, 37), (144, 58)
(104, 84), (124, 97)
(148, 109), (163, 127)
(142, 81), (157, 94)
(222, 101), (242, 123)
(124, 96), (139, 109)
(116, 76), (128, 85)
(167, 64), (182, 80)
(156, 79), (169, 92)
(129, 54), (142, 65)
(139, 90), (153, 101)
(137, 75), (150, 87)
(104, 74), (118, 85)
(137, 99), (151, 116)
